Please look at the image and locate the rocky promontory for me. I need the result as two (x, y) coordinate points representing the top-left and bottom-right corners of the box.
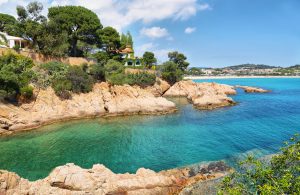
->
(0, 161), (231, 195)
(164, 80), (237, 110)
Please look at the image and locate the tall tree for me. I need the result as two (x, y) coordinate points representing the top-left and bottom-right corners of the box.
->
(142, 51), (157, 68)
(168, 51), (190, 71)
(48, 6), (102, 57)
(127, 31), (133, 47)
(120, 33), (127, 49)
(16, 1), (47, 48)
(98, 26), (120, 53)
(0, 13), (19, 36)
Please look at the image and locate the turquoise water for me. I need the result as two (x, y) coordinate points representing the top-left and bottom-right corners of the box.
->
(0, 78), (299, 181)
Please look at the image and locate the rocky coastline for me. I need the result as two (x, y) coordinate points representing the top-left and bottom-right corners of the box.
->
(0, 161), (231, 195)
(0, 80), (269, 135)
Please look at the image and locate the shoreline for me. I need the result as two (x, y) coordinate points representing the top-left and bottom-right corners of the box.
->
(184, 75), (300, 80)
(0, 109), (178, 136)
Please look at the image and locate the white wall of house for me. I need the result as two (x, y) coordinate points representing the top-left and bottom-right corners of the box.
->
(9, 40), (15, 48)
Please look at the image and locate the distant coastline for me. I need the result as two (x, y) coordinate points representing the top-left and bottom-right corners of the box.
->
(184, 75), (300, 80)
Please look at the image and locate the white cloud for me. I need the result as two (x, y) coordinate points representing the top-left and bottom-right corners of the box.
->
(0, 0), (211, 31)
(198, 3), (212, 11)
(153, 49), (173, 63)
(140, 27), (169, 39)
(185, 27), (196, 34)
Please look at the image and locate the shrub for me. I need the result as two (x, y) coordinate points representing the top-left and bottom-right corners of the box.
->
(89, 63), (105, 81)
(160, 61), (183, 85)
(0, 53), (35, 100)
(93, 51), (109, 66)
(52, 78), (72, 99)
(125, 72), (156, 87)
(20, 85), (34, 99)
(104, 59), (125, 85)
(218, 134), (300, 195)
(39, 61), (69, 76)
(67, 66), (94, 93)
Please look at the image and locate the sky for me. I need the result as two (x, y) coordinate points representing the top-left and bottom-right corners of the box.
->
(0, 0), (299, 67)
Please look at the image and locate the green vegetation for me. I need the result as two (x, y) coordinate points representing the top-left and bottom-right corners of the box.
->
(0, 53), (35, 100)
(0, 2), (191, 102)
(99, 27), (121, 53)
(48, 6), (102, 57)
(218, 135), (300, 195)
(142, 51), (157, 69)
(37, 61), (94, 98)
(187, 67), (204, 76)
(160, 61), (183, 85)
(104, 59), (125, 85)
(227, 64), (279, 70)
(0, 13), (19, 36)
(126, 72), (156, 87)
(168, 51), (190, 71)
(120, 32), (133, 49)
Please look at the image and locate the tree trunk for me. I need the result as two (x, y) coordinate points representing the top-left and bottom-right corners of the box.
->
(71, 38), (78, 57)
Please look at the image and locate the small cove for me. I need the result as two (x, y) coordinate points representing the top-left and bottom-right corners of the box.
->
(0, 78), (299, 181)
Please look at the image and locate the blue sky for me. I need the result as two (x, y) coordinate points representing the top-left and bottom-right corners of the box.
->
(1, 0), (299, 67)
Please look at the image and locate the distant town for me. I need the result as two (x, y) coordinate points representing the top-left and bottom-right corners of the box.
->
(186, 64), (300, 76)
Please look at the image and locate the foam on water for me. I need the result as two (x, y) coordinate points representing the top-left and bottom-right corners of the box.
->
(0, 78), (299, 181)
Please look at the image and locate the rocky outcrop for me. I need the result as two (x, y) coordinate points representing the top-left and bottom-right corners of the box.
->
(146, 78), (171, 97)
(164, 80), (237, 110)
(0, 162), (231, 195)
(236, 85), (270, 93)
(0, 82), (176, 135)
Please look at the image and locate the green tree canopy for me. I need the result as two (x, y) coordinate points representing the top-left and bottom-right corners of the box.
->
(168, 51), (190, 71)
(120, 32), (133, 49)
(16, 1), (47, 49)
(0, 13), (19, 35)
(48, 6), (102, 57)
(160, 61), (183, 85)
(98, 26), (120, 53)
(142, 51), (157, 68)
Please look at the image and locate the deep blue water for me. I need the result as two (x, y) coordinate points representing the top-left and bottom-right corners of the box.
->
(0, 78), (299, 181)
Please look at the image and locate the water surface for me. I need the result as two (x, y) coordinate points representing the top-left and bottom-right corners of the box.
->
(0, 78), (299, 181)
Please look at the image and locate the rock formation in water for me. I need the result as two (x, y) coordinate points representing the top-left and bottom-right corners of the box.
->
(0, 161), (231, 195)
(0, 81), (175, 135)
(164, 80), (237, 110)
(236, 85), (270, 93)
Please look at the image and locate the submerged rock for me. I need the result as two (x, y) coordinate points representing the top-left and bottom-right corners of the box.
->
(164, 80), (237, 110)
(0, 161), (231, 195)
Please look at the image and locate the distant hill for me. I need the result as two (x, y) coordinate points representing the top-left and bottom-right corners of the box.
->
(288, 64), (300, 69)
(225, 64), (280, 70)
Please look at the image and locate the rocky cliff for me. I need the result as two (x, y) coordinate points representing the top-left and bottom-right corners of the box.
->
(0, 161), (231, 195)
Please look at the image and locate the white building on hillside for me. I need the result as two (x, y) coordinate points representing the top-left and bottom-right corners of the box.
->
(0, 32), (29, 49)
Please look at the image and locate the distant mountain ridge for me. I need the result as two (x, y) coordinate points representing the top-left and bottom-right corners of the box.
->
(225, 64), (280, 70)
(288, 64), (300, 69)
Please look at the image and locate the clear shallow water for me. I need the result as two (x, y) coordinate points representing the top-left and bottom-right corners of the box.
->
(0, 78), (299, 181)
